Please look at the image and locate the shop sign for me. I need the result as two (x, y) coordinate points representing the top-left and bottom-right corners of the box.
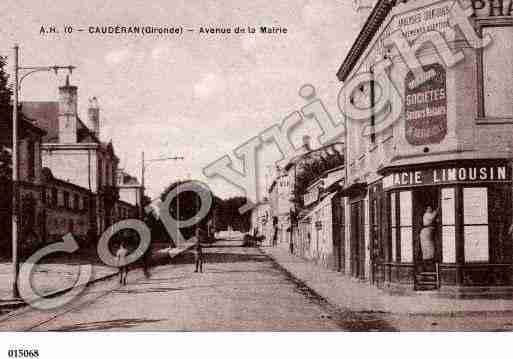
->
(303, 186), (321, 207)
(405, 63), (447, 145)
(383, 165), (510, 189)
(394, 1), (452, 42)
(471, 0), (513, 17)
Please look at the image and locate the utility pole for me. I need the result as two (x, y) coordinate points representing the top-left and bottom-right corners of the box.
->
(11, 45), (19, 299)
(11, 44), (74, 298)
(140, 151), (184, 220)
(140, 151), (145, 219)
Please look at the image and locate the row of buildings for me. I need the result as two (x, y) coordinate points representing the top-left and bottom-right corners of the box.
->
(0, 76), (143, 255)
(251, 0), (513, 297)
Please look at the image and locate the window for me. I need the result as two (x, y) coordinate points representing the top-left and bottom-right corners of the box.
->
(370, 79), (376, 144)
(52, 188), (58, 207)
(98, 159), (103, 187)
(63, 191), (70, 209)
(389, 191), (413, 262)
(73, 194), (80, 210)
(441, 187), (456, 263)
(390, 193), (397, 261)
(27, 140), (35, 179)
(482, 26), (513, 118)
(463, 187), (489, 262)
(399, 191), (413, 262)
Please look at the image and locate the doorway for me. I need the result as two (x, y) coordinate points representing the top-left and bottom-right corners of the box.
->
(412, 187), (440, 268)
(332, 196), (345, 272)
(350, 201), (365, 279)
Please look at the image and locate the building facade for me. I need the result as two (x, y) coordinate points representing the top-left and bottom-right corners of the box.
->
(0, 108), (46, 254)
(250, 201), (272, 246)
(337, 0), (513, 295)
(268, 170), (294, 249)
(116, 169), (143, 212)
(288, 143), (345, 270)
(22, 77), (133, 239)
(41, 167), (92, 244)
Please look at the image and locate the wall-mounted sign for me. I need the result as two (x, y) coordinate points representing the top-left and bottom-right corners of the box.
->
(303, 186), (321, 207)
(394, 2), (452, 42)
(405, 63), (447, 145)
(383, 164), (510, 189)
(471, 0), (513, 17)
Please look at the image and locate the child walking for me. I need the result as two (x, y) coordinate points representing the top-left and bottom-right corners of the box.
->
(116, 242), (129, 285)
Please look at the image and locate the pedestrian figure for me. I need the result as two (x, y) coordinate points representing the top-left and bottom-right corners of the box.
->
(141, 243), (152, 279)
(116, 242), (129, 285)
(194, 228), (204, 273)
(419, 206), (438, 261)
(194, 242), (204, 273)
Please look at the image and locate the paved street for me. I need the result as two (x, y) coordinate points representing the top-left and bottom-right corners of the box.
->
(3, 238), (513, 331)
(0, 238), (386, 331)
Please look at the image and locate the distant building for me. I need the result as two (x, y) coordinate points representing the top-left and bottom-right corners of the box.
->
(116, 169), (143, 209)
(286, 142), (345, 269)
(295, 164), (345, 270)
(268, 170), (293, 249)
(41, 167), (92, 244)
(250, 201), (272, 246)
(0, 107), (46, 254)
(22, 77), (138, 240)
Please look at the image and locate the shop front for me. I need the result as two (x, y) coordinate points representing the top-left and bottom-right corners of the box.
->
(374, 159), (513, 296)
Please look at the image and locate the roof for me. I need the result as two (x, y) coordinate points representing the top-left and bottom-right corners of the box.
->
(336, 0), (396, 82)
(21, 101), (100, 144)
(41, 167), (91, 193)
(0, 105), (46, 144)
(21, 102), (59, 142)
(118, 170), (140, 186)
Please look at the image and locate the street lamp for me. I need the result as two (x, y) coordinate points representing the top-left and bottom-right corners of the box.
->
(140, 152), (184, 218)
(11, 44), (75, 298)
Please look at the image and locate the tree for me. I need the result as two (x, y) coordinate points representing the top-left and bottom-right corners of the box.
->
(212, 197), (253, 233)
(152, 180), (218, 242)
(0, 56), (11, 110)
(0, 55), (11, 254)
(0, 55), (12, 180)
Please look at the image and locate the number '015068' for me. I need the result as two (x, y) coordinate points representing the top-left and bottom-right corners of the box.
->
(7, 349), (39, 358)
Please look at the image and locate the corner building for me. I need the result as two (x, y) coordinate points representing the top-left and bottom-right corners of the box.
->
(337, 0), (513, 296)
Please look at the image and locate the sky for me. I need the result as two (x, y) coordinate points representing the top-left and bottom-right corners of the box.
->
(0, 0), (360, 200)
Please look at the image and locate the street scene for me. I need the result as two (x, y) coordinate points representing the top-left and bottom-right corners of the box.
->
(4, 235), (513, 331)
(0, 0), (513, 337)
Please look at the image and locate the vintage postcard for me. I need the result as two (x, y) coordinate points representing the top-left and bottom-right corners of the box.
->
(0, 0), (513, 350)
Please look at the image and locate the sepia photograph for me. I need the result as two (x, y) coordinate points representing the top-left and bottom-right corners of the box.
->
(0, 0), (513, 355)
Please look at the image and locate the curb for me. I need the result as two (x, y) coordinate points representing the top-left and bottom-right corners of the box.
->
(260, 247), (513, 318)
(0, 244), (195, 314)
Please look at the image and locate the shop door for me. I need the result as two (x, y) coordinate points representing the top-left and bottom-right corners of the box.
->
(413, 188), (440, 290)
(332, 197), (344, 272)
(370, 196), (385, 285)
(350, 201), (365, 279)
(413, 188), (440, 266)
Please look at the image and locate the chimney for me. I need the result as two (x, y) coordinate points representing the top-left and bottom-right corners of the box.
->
(58, 75), (78, 143)
(88, 97), (100, 139)
(115, 168), (124, 186)
(353, 0), (376, 28)
(302, 135), (312, 152)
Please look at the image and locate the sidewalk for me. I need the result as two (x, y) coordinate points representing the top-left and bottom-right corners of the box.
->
(0, 243), (195, 311)
(0, 263), (118, 311)
(262, 246), (513, 316)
